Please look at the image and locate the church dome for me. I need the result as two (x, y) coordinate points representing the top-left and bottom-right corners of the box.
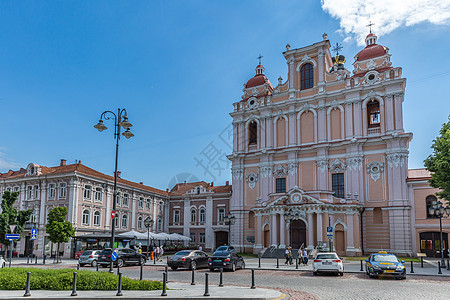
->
(355, 33), (388, 62)
(245, 64), (272, 88)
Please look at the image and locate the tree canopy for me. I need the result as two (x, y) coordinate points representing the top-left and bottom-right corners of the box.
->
(45, 206), (75, 244)
(424, 115), (450, 204)
(0, 191), (33, 246)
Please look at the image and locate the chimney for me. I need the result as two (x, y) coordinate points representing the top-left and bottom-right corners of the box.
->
(225, 181), (229, 186)
(115, 171), (121, 178)
(139, 182), (143, 185)
(210, 182), (214, 187)
(78, 160), (81, 165)
(184, 181), (186, 185)
(166, 188), (169, 192)
(60, 159), (66, 166)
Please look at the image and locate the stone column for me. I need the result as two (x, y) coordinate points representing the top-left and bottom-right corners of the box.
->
(267, 116), (274, 148)
(260, 117), (266, 149)
(233, 122), (238, 151)
(205, 196), (213, 250)
(346, 213), (356, 254)
(394, 93), (404, 131)
(316, 212), (323, 243)
(289, 111), (296, 146)
(239, 122), (245, 152)
(345, 102), (353, 138)
(318, 101), (326, 142)
(183, 198), (190, 237)
(131, 192), (137, 230)
(255, 213), (263, 249)
(385, 95), (394, 132)
(271, 213), (278, 246)
(279, 213), (286, 248)
(105, 185), (112, 230)
(353, 100), (362, 137)
(307, 212), (314, 249)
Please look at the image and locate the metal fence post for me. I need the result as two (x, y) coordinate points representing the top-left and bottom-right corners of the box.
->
(191, 267), (195, 285)
(140, 261), (143, 281)
(116, 272), (123, 296)
(165, 265), (168, 282)
(295, 258), (298, 269)
(35, 256), (37, 265)
(71, 272), (78, 297)
(27, 256), (29, 264)
(77, 263), (79, 271)
(96, 262), (99, 272)
(251, 269), (256, 289)
(276, 257), (279, 269)
(421, 257), (423, 268)
(204, 273), (210, 297)
(258, 254), (261, 268)
(447, 259), (450, 271)
(23, 272), (31, 297)
(360, 260), (363, 271)
(438, 262), (442, 274)
(161, 272), (167, 297)
(219, 268), (223, 287)
(43, 255), (46, 265)
(410, 261), (414, 273)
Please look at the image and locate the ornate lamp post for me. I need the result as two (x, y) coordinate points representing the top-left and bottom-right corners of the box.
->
(144, 216), (154, 260)
(428, 201), (450, 268)
(94, 108), (134, 272)
(224, 212), (235, 245)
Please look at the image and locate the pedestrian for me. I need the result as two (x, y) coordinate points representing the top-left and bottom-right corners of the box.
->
(302, 248), (308, 265)
(288, 247), (293, 265)
(138, 246), (142, 255)
(284, 247), (290, 265)
(160, 246), (164, 261)
(156, 246), (161, 261)
(199, 245), (203, 251)
(298, 248), (303, 265)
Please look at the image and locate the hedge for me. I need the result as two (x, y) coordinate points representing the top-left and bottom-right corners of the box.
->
(0, 268), (162, 291)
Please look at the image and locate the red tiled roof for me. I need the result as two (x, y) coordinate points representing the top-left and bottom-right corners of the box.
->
(246, 74), (267, 88)
(407, 168), (432, 181)
(169, 181), (232, 196)
(355, 44), (387, 61)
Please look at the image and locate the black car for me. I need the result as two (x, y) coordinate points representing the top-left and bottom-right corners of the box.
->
(168, 250), (209, 270)
(98, 248), (146, 268)
(208, 251), (245, 272)
(214, 245), (236, 253)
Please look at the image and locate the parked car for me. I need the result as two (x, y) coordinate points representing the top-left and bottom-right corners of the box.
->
(214, 245), (236, 253)
(78, 250), (102, 267)
(365, 251), (406, 279)
(0, 256), (6, 268)
(168, 250), (209, 270)
(312, 252), (344, 276)
(98, 248), (146, 268)
(208, 251), (245, 272)
(74, 250), (84, 259)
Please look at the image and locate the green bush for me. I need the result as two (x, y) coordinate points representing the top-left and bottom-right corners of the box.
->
(0, 268), (162, 291)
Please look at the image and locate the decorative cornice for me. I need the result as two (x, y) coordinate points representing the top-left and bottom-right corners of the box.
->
(386, 151), (408, 168)
(366, 161), (384, 182)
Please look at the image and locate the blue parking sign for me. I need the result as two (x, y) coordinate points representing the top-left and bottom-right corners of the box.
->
(31, 229), (37, 241)
(326, 226), (333, 238)
(111, 250), (118, 262)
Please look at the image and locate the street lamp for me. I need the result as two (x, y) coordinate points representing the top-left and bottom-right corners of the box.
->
(144, 216), (154, 260)
(428, 201), (450, 268)
(224, 212), (235, 245)
(94, 108), (134, 272)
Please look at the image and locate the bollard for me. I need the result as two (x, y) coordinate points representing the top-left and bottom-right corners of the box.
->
(43, 255), (46, 265)
(77, 263), (80, 271)
(251, 269), (256, 289)
(276, 257), (279, 269)
(161, 272), (167, 297)
(116, 272), (123, 297)
(447, 259), (450, 271)
(219, 267), (223, 287)
(140, 262), (143, 281)
(165, 265), (168, 282)
(295, 258), (298, 269)
(71, 272), (78, 297)
(410, 261), (414, 273)
(27, 256), (29, 264)
(96, 262), (99, 272)
(438, 261), (442, 274)
(421, 257), (423, 268)
(191, 267), (196, 285)
(154, 252), (156, 265)
(204, 273), (210, 297)
(258, 254), (261, 268)
(23, 272), (31, 297)
(35, 256), (37, 265)
(117, 264), (120, 276)
(360, 260), (363, 271)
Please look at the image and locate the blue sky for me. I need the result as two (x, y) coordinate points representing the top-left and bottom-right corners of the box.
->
(0, 0), (449, 190)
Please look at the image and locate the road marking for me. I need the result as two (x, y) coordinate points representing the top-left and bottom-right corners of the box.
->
(273, 293), (288, 300)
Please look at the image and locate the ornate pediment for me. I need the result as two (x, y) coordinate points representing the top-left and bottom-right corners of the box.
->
(186, 185), (213, 195)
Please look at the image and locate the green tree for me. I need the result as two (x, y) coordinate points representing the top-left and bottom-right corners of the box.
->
(0, 191), (33, 248)
(424, 115), (450, 204)
(45, 206), (75, 263)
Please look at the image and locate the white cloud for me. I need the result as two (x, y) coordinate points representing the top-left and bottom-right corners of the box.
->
(0, 148), (20, 171)
(321, 0), (450, 45)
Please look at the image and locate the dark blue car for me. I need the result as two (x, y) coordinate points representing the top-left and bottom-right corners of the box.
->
(365, 251), (406, 279)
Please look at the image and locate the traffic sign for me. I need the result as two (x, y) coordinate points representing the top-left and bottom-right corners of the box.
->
(111, 250), (118, 262)
(111, 210), (115, 220)
(5, 234), (20, 240)
(326, 226), (333, 238)
(31, 229), (37, 241)
(9, 225), (17, 233)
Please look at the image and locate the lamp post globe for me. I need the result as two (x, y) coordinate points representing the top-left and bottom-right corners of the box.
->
(429, 201), (450, 268)
(224, 212), (235, 246)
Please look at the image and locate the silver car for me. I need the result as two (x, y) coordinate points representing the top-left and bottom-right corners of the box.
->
(0, 256), (5, 268)
(78, 250), (102, 267)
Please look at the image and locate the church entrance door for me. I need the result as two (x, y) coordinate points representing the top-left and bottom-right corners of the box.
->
(215, 231), (228, 248)
(290, 220), (306, 249)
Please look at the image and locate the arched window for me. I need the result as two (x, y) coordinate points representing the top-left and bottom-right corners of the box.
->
(116, 193), (121, 206)
(157, 219), (162, 232)
(82, 210), (90, 226)
(137, 217), (143, 230)
(426, 195), (438, 218)
(122, 214), (128, 228)
(115, 215), (120, 228)
(248, 121), (258, 145)
(199, 209), (206, 223)
(191, 209), (197, 223)
(93, 211), (101, 226)
(300, 63), (313, 90)
(367, 100), (380, 128)
(248, 211), (255, 228)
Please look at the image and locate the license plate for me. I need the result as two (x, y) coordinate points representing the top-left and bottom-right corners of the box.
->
(384, 270), (395, 273)
(322, 262), (332, 265)
(214, 260), (221, 262)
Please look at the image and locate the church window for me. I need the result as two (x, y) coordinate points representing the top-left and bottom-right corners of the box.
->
(275, 178), (286, 193)
(199, 209), (206, 223)
(300, 63), (314, 90)
(191, 208), (197, 223)
(248, 121), (258, 145)
(332, 173), (345, 198)
(426, 195), (438, 219)
(373, 208), (382, 224)
(367, 100), (380, 128)
(173, 210), (180, 223)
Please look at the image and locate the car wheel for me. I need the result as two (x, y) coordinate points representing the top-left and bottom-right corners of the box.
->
(91, 260), (98, 268)
(231, 263), (236, 272)
(313, 271), (318, 276)
(139, 257), (146, 266)
(171, 267), (178, 271)
(209, 268), (215, 272)
(190, 261), (197, 270)
(117, 258), (124, 268)
(339, 272), (344, 276)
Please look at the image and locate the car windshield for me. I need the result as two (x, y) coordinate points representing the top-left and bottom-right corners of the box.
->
(213, 251), (229, 257)
(216, 246), (228, 251)
(372, 255), (399, 263)
(82, 250), (93, 255)
(100, 250), (111, 255)
(316, 254), (338, 259)
(175, 251), (192, 256)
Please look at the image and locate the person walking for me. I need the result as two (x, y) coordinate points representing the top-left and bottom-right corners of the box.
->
(284, 247), (290, 265)
(302, 248), (308, 265)
(288, 247), (293, 265)
(298, 247), (303, 265)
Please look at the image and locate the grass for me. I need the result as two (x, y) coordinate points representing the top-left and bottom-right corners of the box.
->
(237, 253), (258, 258)
(0, 268), (163, 290)
(342, 256), (421, 262)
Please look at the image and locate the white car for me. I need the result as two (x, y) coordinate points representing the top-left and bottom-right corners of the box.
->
(0, 256), (6, 268)
(312, 252), (344, 276)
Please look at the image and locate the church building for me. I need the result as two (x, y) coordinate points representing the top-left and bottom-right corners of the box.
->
(228, 32), (445, 257)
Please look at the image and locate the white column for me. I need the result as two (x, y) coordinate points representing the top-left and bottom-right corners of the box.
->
(271, 213), (278, 246)
(233, 123), (238, 151)
(279, 213), (286, 248)
(394, 93), (404, 131)
(239, 122), (245, 152)
(131, 192), (137, 230)
(152, 198), (158, 231)
(316, 212), (323, 243)
(353, 101), (362, 137)
(255, 213), (262, 249)
(289, 112), (296, 146)
(183, 198), (190, 237)
(205, 197), (213, 250)
(385, 95), (394, 132)
(267, 117), (274, 148)
(260, 118), (266, 149)
(307, 212), (314, 249)
(345, 102), (353, 138)
(105, 186), (112, 230)
(346, 213), (355, 252)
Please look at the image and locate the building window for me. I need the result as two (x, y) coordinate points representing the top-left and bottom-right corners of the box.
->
(122, 214), (128, 229)
(190, 233), (196, 243)
(115, 215), (119, 228)
(93, 211), (101, 226)
(34, 186), (39, 199)
(426, 195), (438, 218)
(191, 209), (196, 223)
(300, 63), (314, 90)
(199, 209), (206, 223)
(116, 193), (121, 206)
(174, 210), (180, 223)
(137, 217), (143, 230)
(94, 188), (102, 201)
(218, 208), (225, 223)
(82, 210), (90, 226)
(367, 100), (380, 128)
(49, 184), (56, 198)
(275, 178), (286, 193)
(199, 233), (205, 244)
(27, 186), (33, 200)
(248, 121), (258, 145)
(59, 183), (66, 198)
(14, 186), (19, 192)
(332, 173), (345, 198)
(146, 198), (151, 210)
(157, 219), (162, 231)
(159, 203), (163, 213)
(84, 185), (92, 199)
(138, 197), (144, 209)
(123, 194), (129, 207)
